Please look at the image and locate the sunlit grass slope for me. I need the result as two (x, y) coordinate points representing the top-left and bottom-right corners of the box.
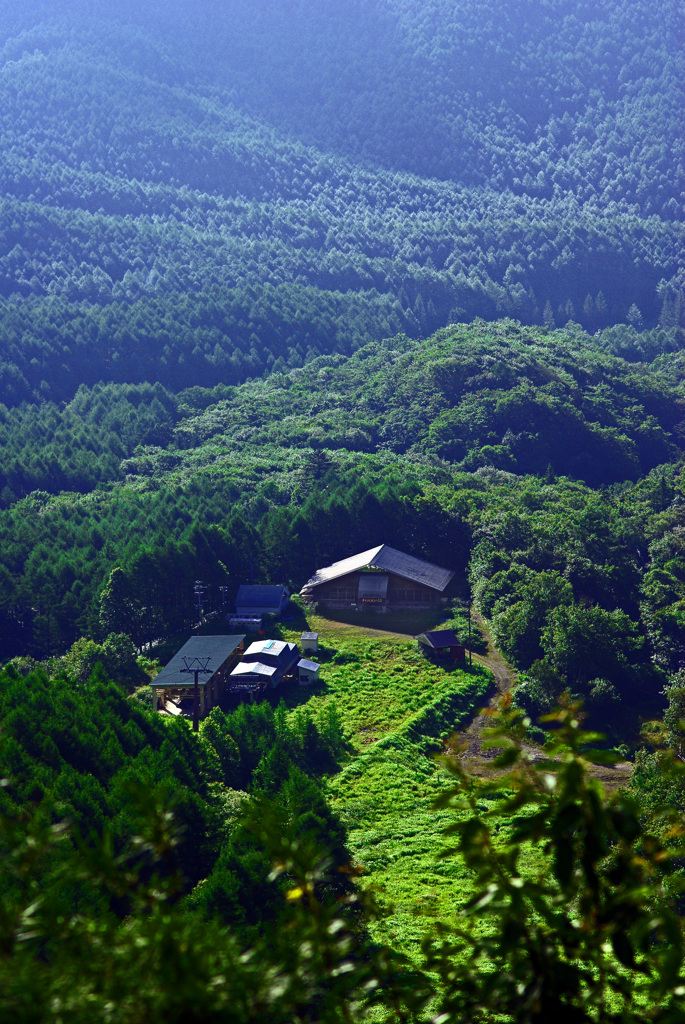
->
(278, 613), (492, 964)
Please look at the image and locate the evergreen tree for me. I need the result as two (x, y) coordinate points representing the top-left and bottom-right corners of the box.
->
(542, 299), (555, 330)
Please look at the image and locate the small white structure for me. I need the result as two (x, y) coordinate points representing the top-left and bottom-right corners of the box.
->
(301, 631), (319, 653)
(230, 660), (279, 690)
(298, 658), (320, 685)
(228, 614), (263, 632)
(229, 638), (300, 693)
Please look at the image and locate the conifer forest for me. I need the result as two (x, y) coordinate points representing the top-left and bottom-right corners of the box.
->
(1, 2), (684, 1021)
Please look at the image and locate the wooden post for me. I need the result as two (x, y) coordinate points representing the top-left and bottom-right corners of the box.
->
(193, 668), (200, 732)
(468, 603), (472, 667)
(180, 657), (212, 733)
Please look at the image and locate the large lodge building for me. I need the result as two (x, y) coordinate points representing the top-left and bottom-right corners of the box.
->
(300, 544), (455, 612)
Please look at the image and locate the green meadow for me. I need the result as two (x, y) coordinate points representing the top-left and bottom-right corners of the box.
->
(277, 610), (493, 966)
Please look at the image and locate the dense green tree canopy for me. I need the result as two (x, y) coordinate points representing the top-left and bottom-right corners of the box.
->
(0, 0), (680, 405)
(0, 5), (684, 1015)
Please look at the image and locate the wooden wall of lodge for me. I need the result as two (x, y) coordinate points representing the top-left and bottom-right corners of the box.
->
(311, 571), (441, 607)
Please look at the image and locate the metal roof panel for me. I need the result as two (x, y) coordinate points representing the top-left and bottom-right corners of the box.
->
(244, 639), (292, 658)
(151, 635), (245, 688)
(298, 659), (320, 672)
(300, 545), (384, 590)
(301, 545), (454, 592)
(236, 585), (287, 609)
(230, 661), (277, 678)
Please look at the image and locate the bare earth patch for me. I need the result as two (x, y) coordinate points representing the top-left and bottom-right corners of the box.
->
(448, 611), (633, 792)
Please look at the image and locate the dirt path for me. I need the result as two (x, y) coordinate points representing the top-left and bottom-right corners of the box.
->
(449, 611), (633, 790)
(450, 609), (521, 767)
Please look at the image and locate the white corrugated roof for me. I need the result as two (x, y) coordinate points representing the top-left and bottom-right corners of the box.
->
(302, 545), (383, 590)
(298, 659), (320, 672)
(301, 545), (454, 593)
(244, 639), (293, 658)
(230, 661), (277, 679)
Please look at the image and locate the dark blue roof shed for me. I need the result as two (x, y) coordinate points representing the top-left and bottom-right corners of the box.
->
(235, 585), (289, 614)
(417, 629), (462, 650)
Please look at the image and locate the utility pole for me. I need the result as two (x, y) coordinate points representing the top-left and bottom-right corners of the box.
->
(180, 656), (212, 732)
(194, 579), (206, 625)
(468, 601), (472, 667)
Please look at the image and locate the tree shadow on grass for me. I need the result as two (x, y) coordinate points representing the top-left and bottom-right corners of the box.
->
(311, 606), (447, 636)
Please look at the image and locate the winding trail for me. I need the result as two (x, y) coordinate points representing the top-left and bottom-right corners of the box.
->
(451, 610), (633, 789)
(309, 607), (633, 788)
(448, 609), (520, 766)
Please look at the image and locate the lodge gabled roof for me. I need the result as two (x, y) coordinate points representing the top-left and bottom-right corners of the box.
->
(301, 544), (454, 594)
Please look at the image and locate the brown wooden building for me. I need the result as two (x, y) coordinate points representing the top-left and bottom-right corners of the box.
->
(300, 544), (455, 612)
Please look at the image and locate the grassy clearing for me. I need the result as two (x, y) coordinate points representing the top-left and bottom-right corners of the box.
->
(330, 733), (483, 966)
(217, 605), (548, 1019)
(276, 610), (494, 971)
(279, 612), (490, 750)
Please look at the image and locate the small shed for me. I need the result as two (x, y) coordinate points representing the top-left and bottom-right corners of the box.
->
(417, 629), (466, 663)
(301, 631), (319, 653)
(242, 638), (299, 673)
(298, 658), (320, 685)
(235, 585), (289, 618)
(229, 660), (279, 692)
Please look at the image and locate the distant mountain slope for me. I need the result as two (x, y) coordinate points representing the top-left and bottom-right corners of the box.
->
(0, 0), (681, 404)
(164, 320), (685, 487)
(163, 0), (684, 206)
(0, 319), (683, 657)
(2, 320), (683, 509)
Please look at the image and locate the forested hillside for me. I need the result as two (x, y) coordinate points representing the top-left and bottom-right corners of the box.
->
(1, 321), (683, 724)
(0, 0), (681, 404)
(1, 4), (685, 1016)
(0, 0), (682, 746)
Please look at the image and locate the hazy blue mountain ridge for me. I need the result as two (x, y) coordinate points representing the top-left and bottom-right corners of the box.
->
(0, 0), (681, 404)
